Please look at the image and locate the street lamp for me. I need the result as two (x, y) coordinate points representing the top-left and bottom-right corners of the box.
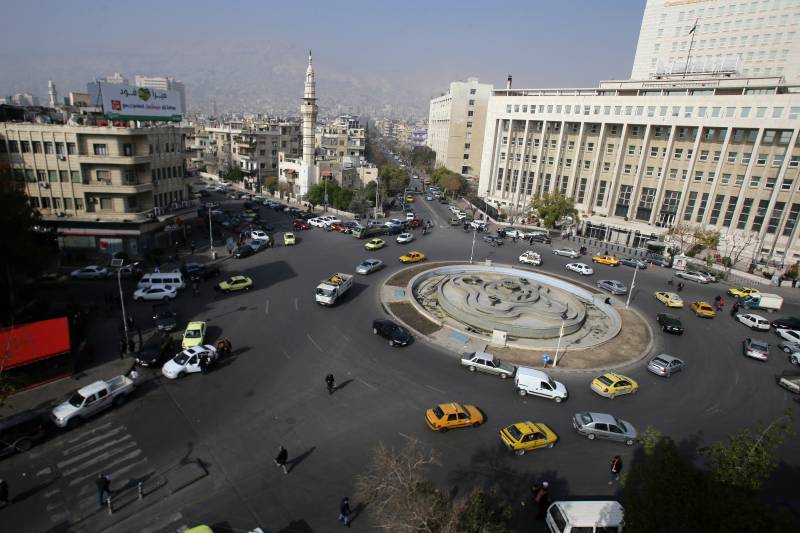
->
(208, 205), (215, 259)
(552, 310), (569, 367)
(625, 261), (639, 309)
(117, 262), (130, 351)
(469, 226), (477, 264)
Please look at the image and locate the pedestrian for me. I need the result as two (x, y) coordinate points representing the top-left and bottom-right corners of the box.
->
(338, 496), (352, 527)
(127, 362), (139, 381)
(199, 354), (209, 375)
(512, 235), (517, 243)
(677, 282), (684, 292)
(534, 481), (550, 518)
(192, 281), (200, 297)
(96, 473), (111, 508)
(610, 455), (623, 484)
(731, 300), (739, 316)
(274, 446), (289, 474)
(119, 338), (127, 359)
(521, 481), (540, 507)
(326, 373), (336, 395)
(0, 477), (8, 508)
(224, 338), (232, 357)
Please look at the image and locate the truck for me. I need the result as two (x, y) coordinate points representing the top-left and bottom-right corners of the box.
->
(353, 225), (387, 239)
(315, 273), (353, 306)
(51, 376), (134, 428)
(740, 292), (783, 312)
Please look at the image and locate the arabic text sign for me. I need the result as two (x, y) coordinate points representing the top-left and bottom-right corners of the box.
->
(98, 82), (182, 121)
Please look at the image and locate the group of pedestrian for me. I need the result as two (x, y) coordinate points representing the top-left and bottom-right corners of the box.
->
(522, 480), (550, 518)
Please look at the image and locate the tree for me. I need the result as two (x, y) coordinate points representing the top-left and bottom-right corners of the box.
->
(447, 487), (513, 533)
(379, 165), (410, 195)
(431, 167), (467, 198)
(528, 192), (579, 229)
(355, 441), (450, 532)
(223, 165), (244, 183)
(348, 195), (369, 217)
(668, 223), (720, 256)
(718, 230), (758, 271)
(263, 176), (278, 194)
(410, 146), (436, 174)
(700, 409), (794, 491)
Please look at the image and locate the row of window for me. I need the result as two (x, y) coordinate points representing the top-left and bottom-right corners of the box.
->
(503, 103), (800, 121)
(0, 139), (183, 156)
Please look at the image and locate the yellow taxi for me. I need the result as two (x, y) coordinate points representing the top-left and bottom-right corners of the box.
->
(690, 301), (716, 318)
(499, 421), (558, 455)
(728, 286), (759, 298)
(284, 232), (296, 245)
(425, 402), (484, 432)
(399, 250), (426, 263)
(590, 372), (639, 398)
(182, 321), (207, 350)
(591, 254), (620, 266)
(654, 291), (684, 308)
(406, 194), (415, 203)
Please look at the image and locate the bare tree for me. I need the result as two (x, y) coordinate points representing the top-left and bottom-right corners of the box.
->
(355, 441), (450, 532)
(718, 230), (758, 272)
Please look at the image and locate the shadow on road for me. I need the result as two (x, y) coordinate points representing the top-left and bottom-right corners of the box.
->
(333, 379), (354, 394)
(288, 446), (316, 473)
(277, 520), (313, 533)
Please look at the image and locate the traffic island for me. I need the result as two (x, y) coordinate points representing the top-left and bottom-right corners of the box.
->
(381, 261), (652, 371)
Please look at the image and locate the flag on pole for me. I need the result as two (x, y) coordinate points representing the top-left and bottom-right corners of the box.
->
(689, 18), (698, 34)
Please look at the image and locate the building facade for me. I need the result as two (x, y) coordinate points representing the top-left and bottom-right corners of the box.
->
(478, 75), (800, 266)
(410, 126), (428, 147)
(631, 0), (800, 82)
(427, 77), (493, 176)
(0, 115), (193, 257)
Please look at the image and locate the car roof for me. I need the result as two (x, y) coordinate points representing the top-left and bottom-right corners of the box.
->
(516, 366), (548, 379)
(471, 351), (494, 361)
(554, 501), (624, 524)
(585, 412), (617, 424)
(653, 353), (680, 363)
(437, 402), (465, 415)
(77, 380), (111, 397)
(187, 321), (205, 328)
(747, 338), (769, 347)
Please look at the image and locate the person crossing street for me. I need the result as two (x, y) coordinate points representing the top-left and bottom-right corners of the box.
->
(326, 373), (336, 395)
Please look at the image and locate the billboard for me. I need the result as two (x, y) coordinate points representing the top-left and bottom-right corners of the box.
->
(95, 82), (182, 121)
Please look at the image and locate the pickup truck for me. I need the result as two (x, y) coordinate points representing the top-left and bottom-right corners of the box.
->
(51, 376), (134, 428)
(740, 292), (783, 312)
(315, 273), (353, 306)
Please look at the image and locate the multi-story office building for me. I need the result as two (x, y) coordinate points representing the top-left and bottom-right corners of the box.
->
(427, 77), (492, 176)
(631, 0), (800, 82)
(478, 75), (800, 265)
(0, 111), (193, 256)
(135, 75), (187, 115)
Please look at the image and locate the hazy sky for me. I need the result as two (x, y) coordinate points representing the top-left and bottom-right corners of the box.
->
(0, 0), (646, 113)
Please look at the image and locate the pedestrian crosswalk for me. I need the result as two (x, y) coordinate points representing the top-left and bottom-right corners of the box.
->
(37, 421), (151, 526)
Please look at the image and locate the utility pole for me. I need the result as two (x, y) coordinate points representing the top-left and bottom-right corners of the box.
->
(208, 205), (214, 258)
(683, 19), (698, 78)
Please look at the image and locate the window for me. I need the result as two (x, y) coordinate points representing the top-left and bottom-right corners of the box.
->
(756, 153), (767, 165)
(624, 164), (632, 175)
(71, 171), (81, 183)
(32, 141), (41, 153)
(586, 142), (594, 152)
(41, 197), (50, 209)
(48, 170), (58, 182)
(751, 199), (771, 232)
(772, 107), (784, 119)
(669, 168), (678, 180)
(583, 160), (590, 170)
(713, 151), (721, 162)
(694, 171), (704, 182)
(766, 202), (785, 234)
(467, 110), (474, 117)
(596, 180), (607, 207)
(783, 179), (794, 191)
(650, 147), (659, 157)
(695, 193), (710, 222)
(468, 99), (475, 106)
(766, 177), (776, 189)
(742, 152), (751, 164)
(737, 198), (753, 229)
(772, 154), (784, 167)
(466, 121), (473, 128)
(603, 162), (611, 172)
(44, 141), (53, 154)
(709, 194), (725, 225)
(464, 143), (470, 149)
(721, 173), (731, 185)
(707, 172), (715, 183)
(469, 88), (476, 95)
(627, 145), (635, 156)
(99, 198), (112, 210)
(699, 150), (709, 162)
(741, 107), (751, 118)
(20, 141), (30, 153)
(636, 188), (656, 221)
(727, 152), (737, 163)
(722, 197), (738, 227)
(674, 148), (683, 160)
(93, 144), (108, 155)
(64, 198), (73, 210)
(67, 142), (77, 155)
(606, 144), (614, 154)
(783, 203), (800, 236)
(75, 198), (84, 210)
(123, 143), (134, 156)
(96, 169), (110, 182)
(646, 166), (655, 177)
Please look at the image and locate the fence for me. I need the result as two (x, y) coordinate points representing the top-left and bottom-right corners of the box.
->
(567, 235), (649, 259)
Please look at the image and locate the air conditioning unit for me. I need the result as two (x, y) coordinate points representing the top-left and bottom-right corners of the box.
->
(38, 181), (49, 188)
(57, 155), (66, 161)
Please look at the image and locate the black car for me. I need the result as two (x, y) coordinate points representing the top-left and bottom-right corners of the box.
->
(185, 263), (221, 282)
(656, 313), (684, 335)
(372, 319), (412, 347)
(271, 203), (287, 211)
(287, 207), (301, 217)
(152, 304), (178, 332)
(496, 228), (507, 238)
(645, 254), (670, 267)
(529, 233), (551, 244)
(619, 257), (647, 269)
(482, 235), (504, 247)
(0, 410), (48, 457)
(771, 316), (800, 330)
(135, 335), (178, 368)
(234, 245), (255, 259)
(299, 212), (316, 220)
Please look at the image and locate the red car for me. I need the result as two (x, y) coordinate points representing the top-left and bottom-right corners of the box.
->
(408, 218), (423, 228)
(330, 223), (348, 233)
(292, 219), (311, 230)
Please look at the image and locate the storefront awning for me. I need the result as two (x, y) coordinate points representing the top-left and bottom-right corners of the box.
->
(0, 317), (71, 370)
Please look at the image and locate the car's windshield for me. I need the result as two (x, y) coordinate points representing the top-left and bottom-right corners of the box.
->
(548, 378), (558, 389)
(173, 351), (191, 365)
(432, 406), (444, 419)
(653, 357), (667, 366)
(506, 425), (523, 440)
(578, 413), (593, 425)
(316, 288), (334, 297)
(185, 329), (201, 338)
(597, 375), (613, 386)
(615, 418), (628, 432)
(68, 393), (86, 407)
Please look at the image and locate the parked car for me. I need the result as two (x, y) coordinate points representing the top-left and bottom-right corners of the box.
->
(293, 219), (311, 230)
(553, 248), (580, 258)
(425, 402), (484, 432)
(356, 259), (385, 275)
(572, 411), (637, 445)
(656, 313), (684, 335)
(590, 373), (639, 399)
(647, 353), (686, 377)
(619, 257), (647, 269)
(372, 319), (411, 346)
(503, 228), (529, 239)
(775, 328), (800, 344)
(529, 232), (551, 244)
(776, 371), (800, 394)
(162, 345), (218, 379)
(771, 316), (800, 330)
(396, 232), (414, 244)
(460, 352), (516, 379)
(654, 291), (684, 308)
(499, 421), (558, 455)
(133, 286), (177, 302)
(696, 269), (719, 282)
(51, 376), (134, 428)
(644, 254), (670, 267)
(234, 245), (255, 259)
(743, 338), (769, 361)
(736, 313), (771, 331)
(566, 262), (594, 276)
(0, 410), (47, 457)
(152, 304), (177, 332)
(591, 255), (620, 266)
(675, 270), (710, 283)
(482, 235), (504, 247)
(597, 280), (627, 295)
(70, 265), (109, 279)
(250, 229), (268, 240)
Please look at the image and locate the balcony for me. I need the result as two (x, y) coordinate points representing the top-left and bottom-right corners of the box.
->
(81, 180), (154, 194)
(79, 153), (152, 165)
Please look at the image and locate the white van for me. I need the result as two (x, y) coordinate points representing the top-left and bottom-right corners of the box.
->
(546, 501), (624, 533)
(514, 367), (568, 402)
(137, 271), (186, 290)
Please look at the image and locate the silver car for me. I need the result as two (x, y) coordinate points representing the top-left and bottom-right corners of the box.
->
(356, 259), (385, 275)
(553, 248), (580, 258)
(573, 411), (637, 446)
(647, 353), (686, 377)
(597, 280), (628, 295)
(675, 270), (709, 283)
(460, 352), (516, 379)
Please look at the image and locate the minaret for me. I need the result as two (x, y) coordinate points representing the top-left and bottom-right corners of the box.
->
(48, 80), (58, 107)
(301, 50), (317, 166)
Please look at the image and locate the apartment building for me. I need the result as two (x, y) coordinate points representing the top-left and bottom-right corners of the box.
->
(0, 112), (192, 256)
(316, 114), (366, 164)
(478, 75), (800, 265)
(427, 77), (492, 176)
(631, 0), (800, 82)
(205, 121), (301, 181)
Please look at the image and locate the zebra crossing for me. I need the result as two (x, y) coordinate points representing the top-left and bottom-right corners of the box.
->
(36, 421), (151, 526)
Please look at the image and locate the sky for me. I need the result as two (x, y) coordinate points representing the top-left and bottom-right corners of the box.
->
(0, 0), (646, 115)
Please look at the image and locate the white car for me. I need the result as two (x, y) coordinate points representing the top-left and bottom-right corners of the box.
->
(308, 217), (325, 227)
(553, 248), (580, 258)
(775, 328), (800, 343)
(323, 218), (342, 227)
(736, 313), (771, 331)
(133, 286), (177, 301)
(405, 212), (415, 221)
(566, 262), (594, 276)
(396, 232), (414, 244)
(470, 220), (487, 230)
(675, 270), (710, 283)
(356, 259), (385, 275)
(504, 228), (529, 239)
(519, 251), (542, 266)
(162, 345), (218, 379)
(70, 265), (110, 279)
(385, 218), (404, 227)
(250, 230), (268, 240)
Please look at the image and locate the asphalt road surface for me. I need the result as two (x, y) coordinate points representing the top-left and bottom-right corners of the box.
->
(3, 182), (799, 532)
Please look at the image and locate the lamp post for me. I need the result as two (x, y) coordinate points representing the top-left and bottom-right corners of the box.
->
(469, 227), (477, 264)
(626, 261), (639, 308)
(552, 310), (569, 367)
(208, 205), (215, 259)
(117, 263), (130, 351)
(324, 176), (328, 213)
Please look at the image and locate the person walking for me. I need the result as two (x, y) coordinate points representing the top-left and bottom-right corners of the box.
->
(534, 481), (550, 518)
(0, 477), (8, 508)
(338, 496), (352, 527)
(731, 300), (739, 317)
(224, 338), (232, 357)
(326, 373), (336, 395)
(610, 455), (623, 484)
(96, 473), (111, 508)
(274, 446), (289, 474)
(199, 354), (209, 375)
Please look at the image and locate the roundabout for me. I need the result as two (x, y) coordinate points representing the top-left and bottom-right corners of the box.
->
(381, 261), (651, 370)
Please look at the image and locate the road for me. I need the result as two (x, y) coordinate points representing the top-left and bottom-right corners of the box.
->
(2, 182), (799, 532)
